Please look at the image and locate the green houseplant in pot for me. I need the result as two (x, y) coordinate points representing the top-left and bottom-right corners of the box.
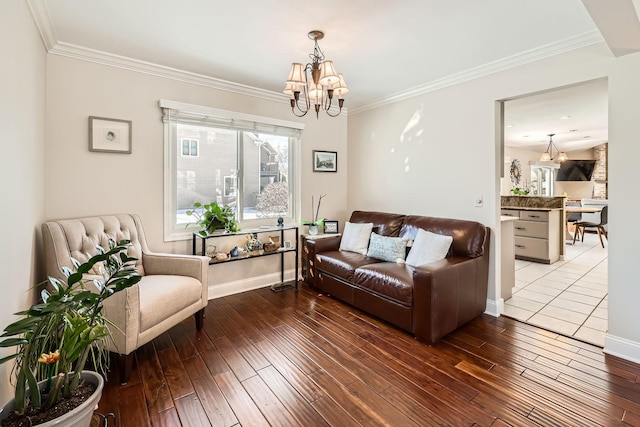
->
(0, 239), (141, 427)
(186, 202), (240, 236)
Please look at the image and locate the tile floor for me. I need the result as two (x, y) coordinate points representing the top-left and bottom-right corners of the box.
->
(503, 232), (608, 347)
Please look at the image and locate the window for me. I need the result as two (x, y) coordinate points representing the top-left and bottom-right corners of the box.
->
(181, 138), (199, 156)
(161, 100), (304, 241)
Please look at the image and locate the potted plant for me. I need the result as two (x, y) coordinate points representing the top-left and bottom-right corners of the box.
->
(0, 239), (141, 427)
(186, 202), (240, 236)
(301, 194), (326, 235)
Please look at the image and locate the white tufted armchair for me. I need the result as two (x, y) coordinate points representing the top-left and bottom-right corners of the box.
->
(42, 214), (209, 383)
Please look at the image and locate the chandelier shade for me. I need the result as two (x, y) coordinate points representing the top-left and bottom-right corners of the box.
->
(284, 31), (348, 118)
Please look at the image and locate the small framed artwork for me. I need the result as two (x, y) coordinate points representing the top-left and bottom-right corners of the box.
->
(313, 150), (337, 172)
(89, 116), (132, 153)
(324, 220), (339, 234)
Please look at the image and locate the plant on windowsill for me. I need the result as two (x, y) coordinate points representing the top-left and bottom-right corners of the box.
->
(301, 194), (326, 235)
(186, 202), (241, 236)
(0, 239), (141, 427)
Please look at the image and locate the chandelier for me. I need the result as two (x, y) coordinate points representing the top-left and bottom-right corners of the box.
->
(284, 31), (348, 118)
(540, 133), (568, 162)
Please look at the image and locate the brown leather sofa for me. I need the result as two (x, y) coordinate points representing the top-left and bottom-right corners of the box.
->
(306, 211), (490, 343)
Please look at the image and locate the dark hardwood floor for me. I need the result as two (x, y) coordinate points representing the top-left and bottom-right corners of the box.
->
(98, 283), (640, 426)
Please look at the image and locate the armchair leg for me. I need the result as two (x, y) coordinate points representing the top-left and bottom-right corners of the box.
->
(120, 353), (135, 385)
(195, 308), (205, 330)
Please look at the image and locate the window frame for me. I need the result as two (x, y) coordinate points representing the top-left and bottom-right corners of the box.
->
(180, 138), (199, 157)
(161, 99), (304, 242)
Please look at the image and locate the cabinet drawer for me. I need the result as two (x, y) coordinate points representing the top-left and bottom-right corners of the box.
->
(513, 220), (548, 239)
(514, 236), (549, 260)
(501, 209), (520, 218)
(519, 210), (549, 222)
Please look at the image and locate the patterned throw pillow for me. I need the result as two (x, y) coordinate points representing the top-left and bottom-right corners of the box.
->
(366, 232), (409, 263)
(405, 228), (453, 267)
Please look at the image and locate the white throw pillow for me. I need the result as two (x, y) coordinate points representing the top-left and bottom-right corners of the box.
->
(405, 228), (453, 267)
(339, 222), (374, 255)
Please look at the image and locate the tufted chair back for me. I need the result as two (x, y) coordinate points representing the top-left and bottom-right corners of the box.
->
(43, 214), (149, 280)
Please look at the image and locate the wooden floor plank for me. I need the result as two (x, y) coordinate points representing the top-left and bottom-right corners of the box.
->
(98, 283), (640, 427)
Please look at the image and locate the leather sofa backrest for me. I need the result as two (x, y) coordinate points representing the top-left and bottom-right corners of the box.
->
(349, 211), (405, 237)
(400, 215), (487, 258)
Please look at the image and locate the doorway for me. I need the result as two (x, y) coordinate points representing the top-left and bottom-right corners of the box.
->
(498, 78), (609, 347)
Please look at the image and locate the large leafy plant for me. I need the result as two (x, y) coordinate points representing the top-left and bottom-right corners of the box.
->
(0, 239), (141, 418)
(186, 202), (240, 235)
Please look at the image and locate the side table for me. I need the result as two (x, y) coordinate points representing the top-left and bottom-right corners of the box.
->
(300, 233), (341, 286)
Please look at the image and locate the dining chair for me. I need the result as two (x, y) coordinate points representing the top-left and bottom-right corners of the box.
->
(572, 205), (608, 248)
(566, 201), (583, 241)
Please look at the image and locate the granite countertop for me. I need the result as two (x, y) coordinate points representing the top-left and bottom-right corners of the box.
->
(501, 206), (563, 211)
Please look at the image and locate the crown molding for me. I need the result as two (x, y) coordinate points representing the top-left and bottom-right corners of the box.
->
(49, 42), (289, 104)
(348, 30), (604, 115)
(26, 0), (56, 50)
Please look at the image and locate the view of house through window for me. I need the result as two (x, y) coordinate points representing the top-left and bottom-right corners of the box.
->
(175, 123), (292, 227)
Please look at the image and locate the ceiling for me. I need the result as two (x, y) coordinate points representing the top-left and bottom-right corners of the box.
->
(30, 0), (640, 149)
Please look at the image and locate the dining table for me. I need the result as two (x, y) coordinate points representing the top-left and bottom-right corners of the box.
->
(565, 205), (602, 243)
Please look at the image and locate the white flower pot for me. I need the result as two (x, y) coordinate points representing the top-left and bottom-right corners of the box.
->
(308, 225), (319, 235)
(0, 370), (104, 427)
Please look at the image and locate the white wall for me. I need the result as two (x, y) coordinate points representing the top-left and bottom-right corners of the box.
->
(0, 0), (46, 405)
(606, 51), (640, 361)
(348, 42), (640, 361)
(44, 55), (347, 294)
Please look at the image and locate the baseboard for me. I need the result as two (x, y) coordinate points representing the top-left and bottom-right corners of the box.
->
(484, 298), (503, 317)
(207, 269), (297, 299)
(604, 334), (640, 364)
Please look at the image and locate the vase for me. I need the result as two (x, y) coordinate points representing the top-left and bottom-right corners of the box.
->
(308, 225), (319, 235)
(0, 370), (104, 427)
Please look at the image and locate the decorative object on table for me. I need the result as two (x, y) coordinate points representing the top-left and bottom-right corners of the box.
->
(323, 220), (339, 234)
(214, 252), (229, 261)
(0, 240), (140, 427)
(313, 150), (337, 172)
(205, 245), (217, 257)
(263, 235), (280, 252)
(230, 246), (240, 257)
(283, 241), (292, 249)
(277, 217), (284, 226)
(246, 233), (262, 253)
(88, 116), (132, 154)
(302, 194), (326, 235)
(284, 30), (348, 119)
(185, 201), (240, 236)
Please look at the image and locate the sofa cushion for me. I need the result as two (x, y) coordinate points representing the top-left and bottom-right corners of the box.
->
(354, 263), (414, 306)
(366, 232), (409, 263)
(340, 222), (374, 255)
(316, 251), (383, 282)
(139, 275), (202, 332)
(406, 228), (453, 267)
(401, 215), (486, 258)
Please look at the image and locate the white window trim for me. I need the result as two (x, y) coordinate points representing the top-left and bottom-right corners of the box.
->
(161, 100), (304, 242)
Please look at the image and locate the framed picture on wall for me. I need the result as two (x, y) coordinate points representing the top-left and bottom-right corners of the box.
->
(89, 116), (132, 153)
(313, 150), (337, 172)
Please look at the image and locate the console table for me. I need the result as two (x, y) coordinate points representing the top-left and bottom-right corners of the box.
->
(192, 225), (299, 292)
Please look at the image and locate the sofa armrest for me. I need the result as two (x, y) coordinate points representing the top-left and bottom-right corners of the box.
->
(308, 235), (342, 253)
(143, 252), (209, 284)
(412, 256), (486, 342)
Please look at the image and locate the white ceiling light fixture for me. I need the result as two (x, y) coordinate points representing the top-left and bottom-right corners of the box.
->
(540, 133), (569, 162)
(284, 31), (348, 119)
